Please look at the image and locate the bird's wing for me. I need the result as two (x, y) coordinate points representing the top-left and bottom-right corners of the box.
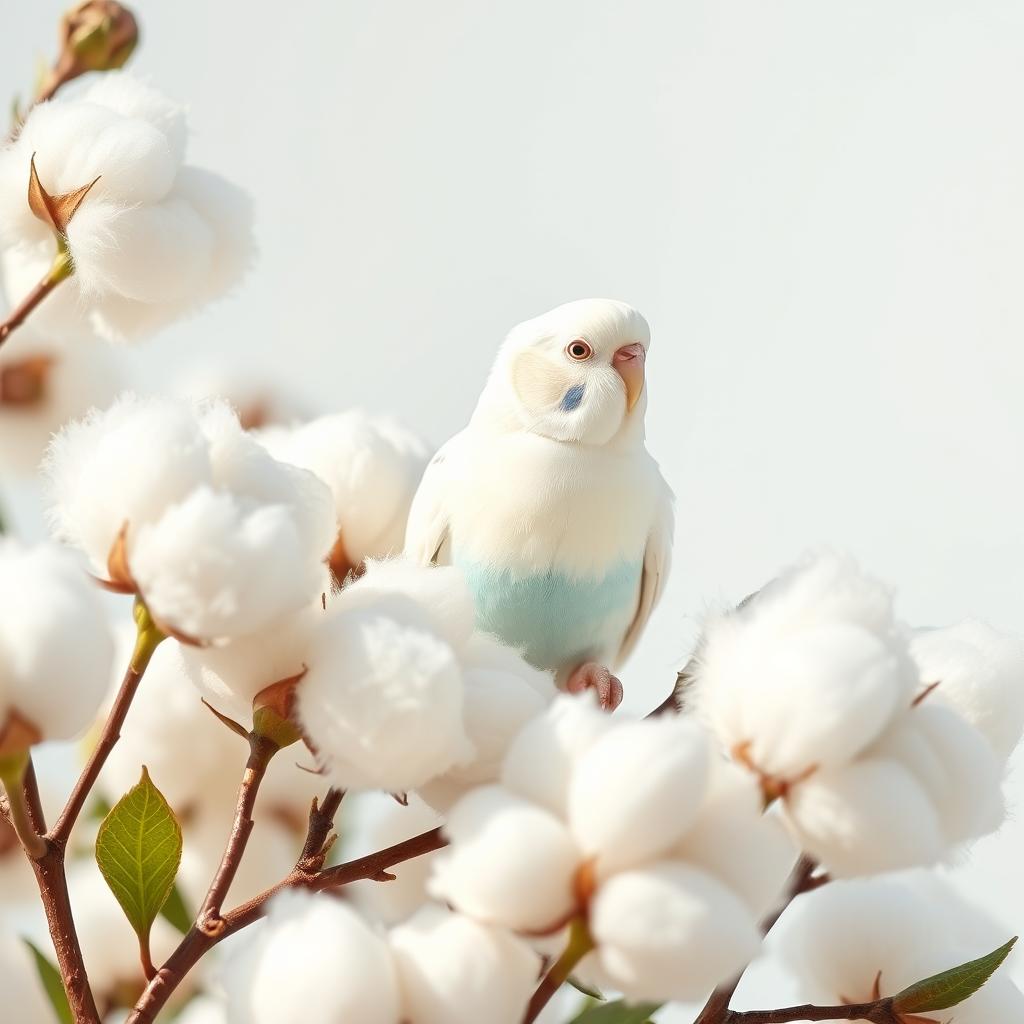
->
(403, 431), (466, 565)
(615, 497), (673, 667)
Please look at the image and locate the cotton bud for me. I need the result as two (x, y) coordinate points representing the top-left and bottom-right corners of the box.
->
(42, 1), (139, 98)
(298, 593), (472, 793)
(0, 326), (123, 474)
(589, 861), (762, 1003)
(223, 891), (400, 1024)
(45, 395), (335, 642)
(501, 693), (613, 817)
(391, 905), (541, 1024)
(345, 794), (443, 926)
(260, 412), (430, 583)
(676, 759), (796, 917)
(0, 540), (113, 751)
(774, 874), (1024, 1022)
(911, 620), (1024, 763)
(0, 73), (252, 344)
(693, 552), (918, 787)
(568, 717), (711, 875)
(0, 931), (52, 1024)
(430, 786), (581, 933)
(419, 637), (555, 813)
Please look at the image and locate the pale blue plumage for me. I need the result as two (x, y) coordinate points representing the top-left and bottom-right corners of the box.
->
(456, 554), (643, 670)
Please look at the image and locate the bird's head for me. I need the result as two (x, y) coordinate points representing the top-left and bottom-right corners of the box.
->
(480, 299), (651, 446)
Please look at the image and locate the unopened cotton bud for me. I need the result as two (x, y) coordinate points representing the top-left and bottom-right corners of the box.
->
(260, 412), (430, 580)
(676, 759), (796, 917)
(589, 861), (762, 1003)
(501, 694), (612, 817)
(0, 73), (252, 344)
(298, 598), (471, 793)
(694, 552), (917, 782)
(0, 931), (52, 1024)
(430, 786), (580, 933)
(223, 891), (400, 1024)
(46, 1), (139, 91)
(785, 759), (944, 877)
(0, 540), (113, 746)
(912, 620), (1024, 763)
(569, 717), (711, 875)
(391, 905), (541, 1024)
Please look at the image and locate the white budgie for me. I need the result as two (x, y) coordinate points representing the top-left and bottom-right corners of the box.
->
(405, 299), (673, 708)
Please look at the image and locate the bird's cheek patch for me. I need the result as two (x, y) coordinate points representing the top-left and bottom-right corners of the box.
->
(560, 383), (585, 412)
(511, 351), (575, 412)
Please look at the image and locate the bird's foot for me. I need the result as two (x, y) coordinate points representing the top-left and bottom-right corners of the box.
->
(566, 662), (623, 712)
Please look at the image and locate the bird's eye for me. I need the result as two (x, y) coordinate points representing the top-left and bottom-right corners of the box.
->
(566, 339), (593, 361)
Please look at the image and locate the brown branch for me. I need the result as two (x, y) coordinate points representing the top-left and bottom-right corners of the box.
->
(0, 762), (46, 859)
(523, 918), (593, 1024)
(0, 245), (73, 351)
(50, 602), (164, 848)
(726, 1000), (899, 1023)
(695, 857), (828, 1024)
(126, 822), (446, 1024)
(195, 733), (278, 937)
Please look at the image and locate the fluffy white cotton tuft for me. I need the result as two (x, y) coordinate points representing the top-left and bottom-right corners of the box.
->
(45, 395), (335, 642)
(390, 905), (541, 1024)
(260, 411), (430, 572)
(429, 785), (580, 932)
(501, 693), (613, 817)
(298, 596), (472, 793)
(223, 890), (400, 1024)
(774, 874), (1024, 1022)
(912, 620), (1024, 763)
(0, 73), (253, 344)
(0, 540), (113, 742)
(589, 861), (762, 1003)
(568, 717), (711, 875)
(693, 552), (917, 782)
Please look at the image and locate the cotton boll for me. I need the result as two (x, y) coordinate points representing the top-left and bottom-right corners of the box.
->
(131, 487), (328, 641)
(430, 786), (580, 932)
(419, 665), (551, 813)
(336, 558), (477, 654)
(501, 694), (613, 817)
(785, 759), (945, 877)
(676, 759), (796, 917)
(260, 412), (430, 571)
(44, 393), (213, 575)
(0, 327), (124, 476)
(693, 552), (917, 782)
(461, 631), (558, 700)
(0, 930), (53, 1024)
(298, 600), (471, 793)
(568, 717), (710, 875)
(871, 704), (1003, 847)
(912, 620), (1024, 763)
(391, 905), (541, 1024)
(0, 75), (253, 345)
(223, 890), (400, 1024)
(345, 793), (443, 926)
(589, 861), (761, 1003)
(0, 540), (114, 742)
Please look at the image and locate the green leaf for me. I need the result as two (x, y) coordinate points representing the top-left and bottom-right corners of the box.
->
(159, 881), (192, 935)
(567, 973), (605, 1001)
(23, 939), (72, 1024)
(570, 1000), (661, 1023)
(95, 766), (183, 948)
(893, 936), (1017, 1014)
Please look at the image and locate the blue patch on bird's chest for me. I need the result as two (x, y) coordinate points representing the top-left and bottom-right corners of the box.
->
(455, 557), (642, 672)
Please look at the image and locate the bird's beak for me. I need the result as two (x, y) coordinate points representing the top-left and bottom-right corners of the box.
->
(613, 343), (646, 412)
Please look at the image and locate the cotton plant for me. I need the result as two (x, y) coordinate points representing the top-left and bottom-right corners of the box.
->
(691, 551), (1019, 877)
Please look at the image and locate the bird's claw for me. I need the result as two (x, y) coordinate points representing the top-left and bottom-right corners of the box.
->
(566, 662), (623, 712)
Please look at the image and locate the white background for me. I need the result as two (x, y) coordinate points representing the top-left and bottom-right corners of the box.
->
(4, 1), (1024, 1016)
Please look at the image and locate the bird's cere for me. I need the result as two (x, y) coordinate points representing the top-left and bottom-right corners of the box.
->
(429, 694), (794, 1002)
(0, 539), (113, 751)
(774, 874), (1024, 1022)
(0, 72), (253, 343)
(259, 411), (430, 584)
(692, 551), (1020, 877)
(44, 394), (336, 643)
